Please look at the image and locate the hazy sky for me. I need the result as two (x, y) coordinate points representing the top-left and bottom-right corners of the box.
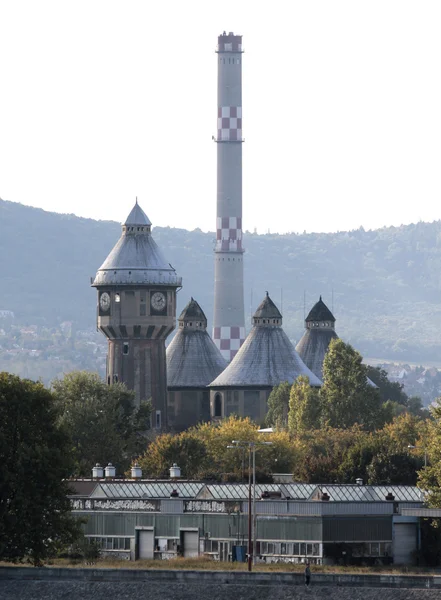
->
(1, 1), (440, 234)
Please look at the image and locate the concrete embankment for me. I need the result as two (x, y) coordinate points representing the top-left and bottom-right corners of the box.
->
(1, 567), (441, 599)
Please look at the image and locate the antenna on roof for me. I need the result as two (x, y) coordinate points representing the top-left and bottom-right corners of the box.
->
(250, 287), (253, 321)
(303, 290), (306, 320)
(281, 288), (283, 314)
(332, 286), (334, 314)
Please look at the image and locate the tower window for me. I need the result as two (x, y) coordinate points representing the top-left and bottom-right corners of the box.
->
(155, 410), (161, 429)
(214, 394), (222, 417)
(113, 375), (118, 383)
(115, 294), (121, 303)
(123, 343), (129, 355)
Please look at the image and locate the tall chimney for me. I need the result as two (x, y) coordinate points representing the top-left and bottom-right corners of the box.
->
(212, 32), (246, 362)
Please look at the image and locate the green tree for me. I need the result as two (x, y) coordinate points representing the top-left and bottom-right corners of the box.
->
(0, 372), (81, 565)
(288, 376), (321, 435)
(418, 398), (441, 507)
(52, 371), (151, 476)
(366, 365), (408, 405)
(321, 339), (383, 430)
(265, 381), (291, 429)
(138, 432), (208, 479)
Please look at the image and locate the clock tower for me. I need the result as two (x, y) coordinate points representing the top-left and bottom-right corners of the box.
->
(92, 200), (182, 429)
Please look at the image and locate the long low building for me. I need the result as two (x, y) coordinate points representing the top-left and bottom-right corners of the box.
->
(69, 477), (423, 566)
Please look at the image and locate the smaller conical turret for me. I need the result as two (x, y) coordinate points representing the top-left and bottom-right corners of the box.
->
(305, 296), (336, 328)
(124, 198), (151, 227)
(252, 292), (282, 326)
(177, 298), (208, 330)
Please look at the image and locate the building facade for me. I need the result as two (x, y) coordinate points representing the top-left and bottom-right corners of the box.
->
(70, 479), (423, 566)
(213, 32), (246, 362)
(92, 201), (182, 427)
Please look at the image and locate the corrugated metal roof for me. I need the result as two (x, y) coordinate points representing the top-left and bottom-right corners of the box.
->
(296, 328), (338, 380)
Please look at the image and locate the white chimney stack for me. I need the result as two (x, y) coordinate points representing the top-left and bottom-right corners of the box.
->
(131, 462), (142, 479)
(92, 463), (104, 478)
(105, 463), (116, 478)
(169, 463), (181, 479)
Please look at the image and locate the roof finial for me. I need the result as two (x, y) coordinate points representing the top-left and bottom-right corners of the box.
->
(319, 295), (322, 301)
(266, 291), (269, 297)
(135, 196), (138, 205)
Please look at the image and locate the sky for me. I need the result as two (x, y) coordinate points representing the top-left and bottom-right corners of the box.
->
(1, 0), (440, 235)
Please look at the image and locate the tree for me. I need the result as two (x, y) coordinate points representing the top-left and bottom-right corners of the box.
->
(52, 371), (151, 476)
(288, 376), (321, 435)
(265, 382), (291, 429)
(366, 365), (408, 405)
(321, 339), (383, 430)
(0, 372), (81, 565)
(138, 432), (208, 479)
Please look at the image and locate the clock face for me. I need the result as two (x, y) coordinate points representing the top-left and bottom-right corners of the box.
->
(151, 291), (167, 312)
(99, 292), (111, 312)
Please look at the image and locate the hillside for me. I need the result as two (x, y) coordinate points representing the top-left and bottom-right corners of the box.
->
(1, 198), (441, 364)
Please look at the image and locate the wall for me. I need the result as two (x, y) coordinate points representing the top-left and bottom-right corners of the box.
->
(1, 567), (441, 600)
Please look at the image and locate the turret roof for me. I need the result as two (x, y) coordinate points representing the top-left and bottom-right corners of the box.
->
(305, 296), (335, 322)
(253, 292), (282, 320)
(210, 294), (321, 388)
(124, 200), (151, 226)
(178, 298), (207, 323)
(92, 201), (181, 287)
(167, 300), (227, 388)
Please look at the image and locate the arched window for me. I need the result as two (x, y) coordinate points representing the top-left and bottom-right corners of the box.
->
(214, 394), (222, 417)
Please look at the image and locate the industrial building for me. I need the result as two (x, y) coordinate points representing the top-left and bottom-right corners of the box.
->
(70, 474), (423, 566)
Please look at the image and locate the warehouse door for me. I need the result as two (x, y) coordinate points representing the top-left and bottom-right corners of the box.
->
(182, 530), (199, 558)
(394, 523), (416, 564)
(138, 529), (154, 559)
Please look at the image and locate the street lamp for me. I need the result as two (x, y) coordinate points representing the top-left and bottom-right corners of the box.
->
(228, 439), (273, 571)
(408, 444), (427, 467)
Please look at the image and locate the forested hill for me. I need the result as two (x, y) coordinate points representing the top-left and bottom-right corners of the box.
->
(1, 198), (441, 363)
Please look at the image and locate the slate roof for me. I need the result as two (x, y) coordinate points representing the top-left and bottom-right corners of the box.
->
(297, 298), (377, 387)
(305, 296), (336, 323)
(253, 292), (282, 320)
(167, 298), (227, 388)
(296, 327), (338, 380)
(92, 202), (181, 287)
(209, 294), (322, 388)
(178, 298), (207, 323)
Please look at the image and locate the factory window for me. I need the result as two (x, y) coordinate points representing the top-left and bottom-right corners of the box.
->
(123, 343), (129, 355)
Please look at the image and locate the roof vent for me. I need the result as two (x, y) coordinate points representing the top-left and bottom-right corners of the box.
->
(104, 463), (116, 478)
(170, 463), (181, 479)
(170, 489), (179, 498)
(131, 462), (142, 479)
(355, 478), (363, 486)
(92, 463), (104, 478)
(385, 492), (395, 501)
(321, 492), (330, 502)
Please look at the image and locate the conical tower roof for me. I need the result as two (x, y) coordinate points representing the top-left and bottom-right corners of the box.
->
(253, 292), (282, 320)
(178, 298), (207, 324)
(124, 199), (151, 226)
(209, 293), (322, 388)
(297, 297), (376, 387)
(167, 299), (227, 388)
(305, 296), (335, 323)
(92, 201), (181, 287)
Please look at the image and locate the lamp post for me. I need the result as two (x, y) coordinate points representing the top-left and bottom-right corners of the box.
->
(228, 439), (273, 571)
(408, 444), (427, 467)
